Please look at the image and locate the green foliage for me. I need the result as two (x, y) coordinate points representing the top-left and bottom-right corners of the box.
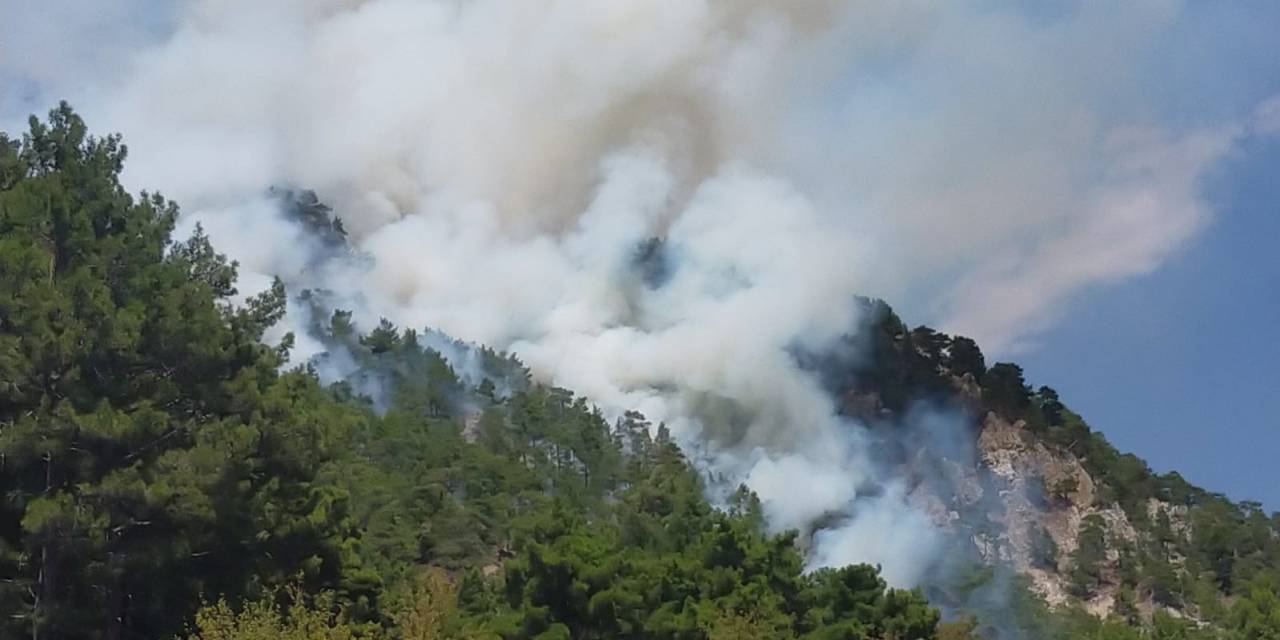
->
(1037, 386), (1065, 426)
(982, 363), (1032, 418)
(1069, 515), (1109, 598)
(247, 272), (953, 640)
(936, 617), (980, 640)
(185, 586), (363, 640)
(944, 336), (985, 382)
(0, 105), (366, 639)
(1229, 577), (1280, 640)
(3, 105), (1277, 640)
(275, 187), (348, 248)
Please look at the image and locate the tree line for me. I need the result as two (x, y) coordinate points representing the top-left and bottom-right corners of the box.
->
(2, 105), (1277, 639)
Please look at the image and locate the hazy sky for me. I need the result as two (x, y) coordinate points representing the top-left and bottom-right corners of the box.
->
(1013, 1), (1280, 510)
(2, 0), (1277, 511)
(1020, 136), (1280, 510)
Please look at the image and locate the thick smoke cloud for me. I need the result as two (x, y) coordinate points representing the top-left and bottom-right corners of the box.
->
(6, 0), (1277, 586)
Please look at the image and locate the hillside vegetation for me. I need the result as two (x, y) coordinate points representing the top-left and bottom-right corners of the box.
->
(1, 106), (1277, 640)
(832, 301), (1280, 640)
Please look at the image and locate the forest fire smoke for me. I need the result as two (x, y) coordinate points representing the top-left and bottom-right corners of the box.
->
(13, 0), (1275, 587)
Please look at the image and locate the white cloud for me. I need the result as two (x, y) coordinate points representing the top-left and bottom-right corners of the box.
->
(940, 125), (1244, 353)
(1255, 95), (1280, 135)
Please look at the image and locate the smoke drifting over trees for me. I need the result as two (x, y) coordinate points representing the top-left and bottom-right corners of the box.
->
(5, 0), (1275, 588)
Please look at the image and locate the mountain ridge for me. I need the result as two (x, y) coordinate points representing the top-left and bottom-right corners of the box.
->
(1, 104), (1277, 640)
(827, 301), (1280, 636)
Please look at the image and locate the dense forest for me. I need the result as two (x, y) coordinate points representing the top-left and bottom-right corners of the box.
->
(0, 106), (1277, 639)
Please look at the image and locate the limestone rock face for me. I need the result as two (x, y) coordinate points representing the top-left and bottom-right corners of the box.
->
(975, 411), (1150, 614)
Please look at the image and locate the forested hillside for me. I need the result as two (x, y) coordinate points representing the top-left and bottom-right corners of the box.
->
(825, 302), (1280, 640)
(1, 107), (1277, 639)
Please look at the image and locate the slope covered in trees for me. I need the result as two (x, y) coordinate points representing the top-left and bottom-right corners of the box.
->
(0, 107), (1276, 640)
(0, 104), (959, 640)
(829, 302), (1280, 640)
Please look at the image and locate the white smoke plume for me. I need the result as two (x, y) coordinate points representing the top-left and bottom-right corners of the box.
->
(5, 0), (1278, 586)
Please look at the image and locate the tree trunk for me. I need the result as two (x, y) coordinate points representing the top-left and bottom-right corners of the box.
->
(33, 452), (52, 640)
(104, 569), (123, 640)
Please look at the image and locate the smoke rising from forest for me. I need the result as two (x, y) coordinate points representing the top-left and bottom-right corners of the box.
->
(7, 0), (1277, 587)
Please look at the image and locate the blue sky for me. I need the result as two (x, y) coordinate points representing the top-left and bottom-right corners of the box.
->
(1021, 135), (1280, 510)
(1009, 1), (1280, 510)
